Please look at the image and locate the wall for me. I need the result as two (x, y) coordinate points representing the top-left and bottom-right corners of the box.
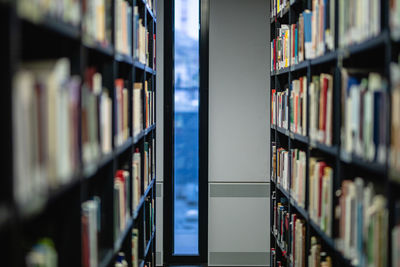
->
(208, 0), (270, 265)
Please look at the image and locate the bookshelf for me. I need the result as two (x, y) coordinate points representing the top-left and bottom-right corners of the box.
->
(270, 0), (400, 266)
(0, 0), (157, 266)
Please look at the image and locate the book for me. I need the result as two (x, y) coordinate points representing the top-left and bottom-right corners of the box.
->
(336, 179), (388, 266)
(133, 148), (142, 211)
(391, 0), (400, 40)
(309, 73), (333, 145)
(12, 58), (81, 208)
(82, 198), (100, 267)
(276, 147), (290, 191)
(341, 70), (388, 164)
(291, 148), (306, 208)
(133, 82), (144, 136)
(135, 14), (149, 65)
(391, 59), (400, 173)
(272, 88), (289, 129)
(290, 76), (307, 136)
(132, 228), (139, 267)
(115, 0), (132, 56)
(82, 0), (112, 46)
(273, 196), (290, 251)
(26, 238), (58, 267)
(309, 158), (332, 237)
(17, 0), (81, 27)
(114, 79), (130, 147)
(338, 0), (380, 47)
(392, 200), (400, 267)
(308, 237), (332, 267)
(114, 169), (130, 239)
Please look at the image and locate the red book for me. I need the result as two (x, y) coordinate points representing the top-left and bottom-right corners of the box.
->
(82, 215), (90, 267)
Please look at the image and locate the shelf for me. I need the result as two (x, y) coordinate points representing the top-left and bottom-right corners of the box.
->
(289, 132), (309, 144)
(340, 151), (386, 174)
(144, 124), (156, 135)
(144, 231), (155, 257)
(290, 60), (309, 72)
(20, 15), (81, 41)
(114, 217), (134, 254)
(134, 178), (156, 220)
(115, 137), (133, 157)
(276, 183), (290, 200)
(134, 124), (156, 144)
(274, 67), (290, 76)
(310, 51), (337, 66)
(340, 31), (389, 57)
(115, 52), (134, 65)
(83, 36), (114, 57)
(279, 5), (290, 18)
(134, 61), (155, 75)
(308, 219), (335, 250)
(310, 140), (338, 157)
(99, 250), (114, 267)
(289, 198), (308, 219)
(276, 126), (289, 136)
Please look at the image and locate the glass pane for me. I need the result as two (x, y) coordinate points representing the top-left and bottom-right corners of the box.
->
(174, 0), (199, 255)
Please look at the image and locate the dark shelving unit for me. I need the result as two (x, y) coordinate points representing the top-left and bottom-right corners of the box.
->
(0, 0), (157, 266)
(269, 0), (398, 266)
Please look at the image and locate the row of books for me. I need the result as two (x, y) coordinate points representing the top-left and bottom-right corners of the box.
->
(274, 146), (290, 191)
(114, 169), (131, 240)
(271, 144), (306, 208)
(270, 0), (335, 71)
(272, 195), (290, 252)
(135, 10), (152, 66)
(309, 74), (333, 146)
(83, 68), (112, 164)
(290, 214), (306, 267)
(392, 0), (400, 40)
(308, 237), (332, 267)
(17, 0), (81, 27)
(13, 59), (82, 208)
(26, 238), (58, 267)
(272, 72), (332, 146)
(270, 0), (289, 18)
(133, 81), (155, 136)
(82, 0), (112, 46)
(338, 0), (380, 47)
(392, 200), (400, 267)
(309, 158), (333, 237)
(144, 139), (155, 189)
(115, 0), (133, 56)
(12, 57), (156, 208)
(82, 197), (101, 267)
(290, 76), (307, 136)
(271, 88), (289, 129)
(341, 71), (388, 164)
(114, 79), (130, 147)
(336, 178), (388, 266)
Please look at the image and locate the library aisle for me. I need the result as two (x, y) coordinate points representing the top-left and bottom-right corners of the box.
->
(5, 0), (400, 266)
(0, 0), (157, 266)
(270, 0), (400, 266)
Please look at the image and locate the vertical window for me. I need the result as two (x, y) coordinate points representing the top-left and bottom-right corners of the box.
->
(174, 0), (199, 255)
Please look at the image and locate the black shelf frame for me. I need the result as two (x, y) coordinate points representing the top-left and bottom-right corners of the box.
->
(269, 0), (398, 266)
(0, 0), (157, 267)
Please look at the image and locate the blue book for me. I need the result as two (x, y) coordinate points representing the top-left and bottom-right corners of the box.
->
(303, 11), (312, 59)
